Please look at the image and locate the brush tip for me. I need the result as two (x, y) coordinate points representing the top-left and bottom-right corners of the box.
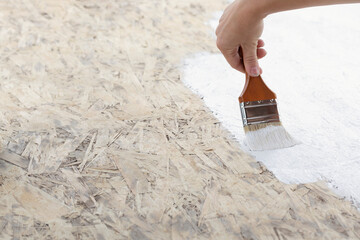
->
(244, 122), (298, 151)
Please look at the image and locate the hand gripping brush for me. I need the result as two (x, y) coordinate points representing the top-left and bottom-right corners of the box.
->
(239, 73), (297, 151)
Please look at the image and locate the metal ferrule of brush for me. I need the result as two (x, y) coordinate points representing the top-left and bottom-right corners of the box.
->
(240, 99), (280, 126)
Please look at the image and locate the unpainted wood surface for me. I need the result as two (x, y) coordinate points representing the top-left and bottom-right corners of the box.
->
(0, 0), (360, 239)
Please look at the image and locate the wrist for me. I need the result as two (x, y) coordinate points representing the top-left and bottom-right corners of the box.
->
(243, 0), (272, 19)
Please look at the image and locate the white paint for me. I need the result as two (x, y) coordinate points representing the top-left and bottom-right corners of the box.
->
(182, 5), (360, 208)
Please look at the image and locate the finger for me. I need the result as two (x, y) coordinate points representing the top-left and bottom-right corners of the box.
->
(257, 48), (267, 59)
(242, 44), (260, 77)
(257, 39), (265, 48)
(221, 47), (245, 73)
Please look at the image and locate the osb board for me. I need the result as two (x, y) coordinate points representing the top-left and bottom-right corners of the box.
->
(0, 0), (359, 239)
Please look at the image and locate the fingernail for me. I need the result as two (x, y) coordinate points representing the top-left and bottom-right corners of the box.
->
(250, 67), (260, 76)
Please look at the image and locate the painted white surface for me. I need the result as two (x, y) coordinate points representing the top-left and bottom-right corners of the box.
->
(182, 5), (360, 207)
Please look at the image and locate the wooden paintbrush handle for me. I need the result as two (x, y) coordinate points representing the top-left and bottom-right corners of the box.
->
(238, 73), (277, 102)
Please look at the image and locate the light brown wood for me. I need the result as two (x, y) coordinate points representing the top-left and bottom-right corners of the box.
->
(0, 0), (359, 239)
(239, 74), (277, 102)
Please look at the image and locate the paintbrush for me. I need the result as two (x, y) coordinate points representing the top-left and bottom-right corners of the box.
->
(239, 73), (297, 150)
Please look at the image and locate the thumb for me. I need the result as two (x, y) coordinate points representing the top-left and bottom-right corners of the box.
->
(242, 44), (260, 77)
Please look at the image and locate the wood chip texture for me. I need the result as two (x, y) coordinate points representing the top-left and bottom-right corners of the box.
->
(0, 0), (359, 239)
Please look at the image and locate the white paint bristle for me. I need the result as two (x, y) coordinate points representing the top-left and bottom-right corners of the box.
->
(244, 123), (298, 151)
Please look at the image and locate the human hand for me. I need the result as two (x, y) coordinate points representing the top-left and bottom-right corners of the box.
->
(216, 0), (267, 76)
